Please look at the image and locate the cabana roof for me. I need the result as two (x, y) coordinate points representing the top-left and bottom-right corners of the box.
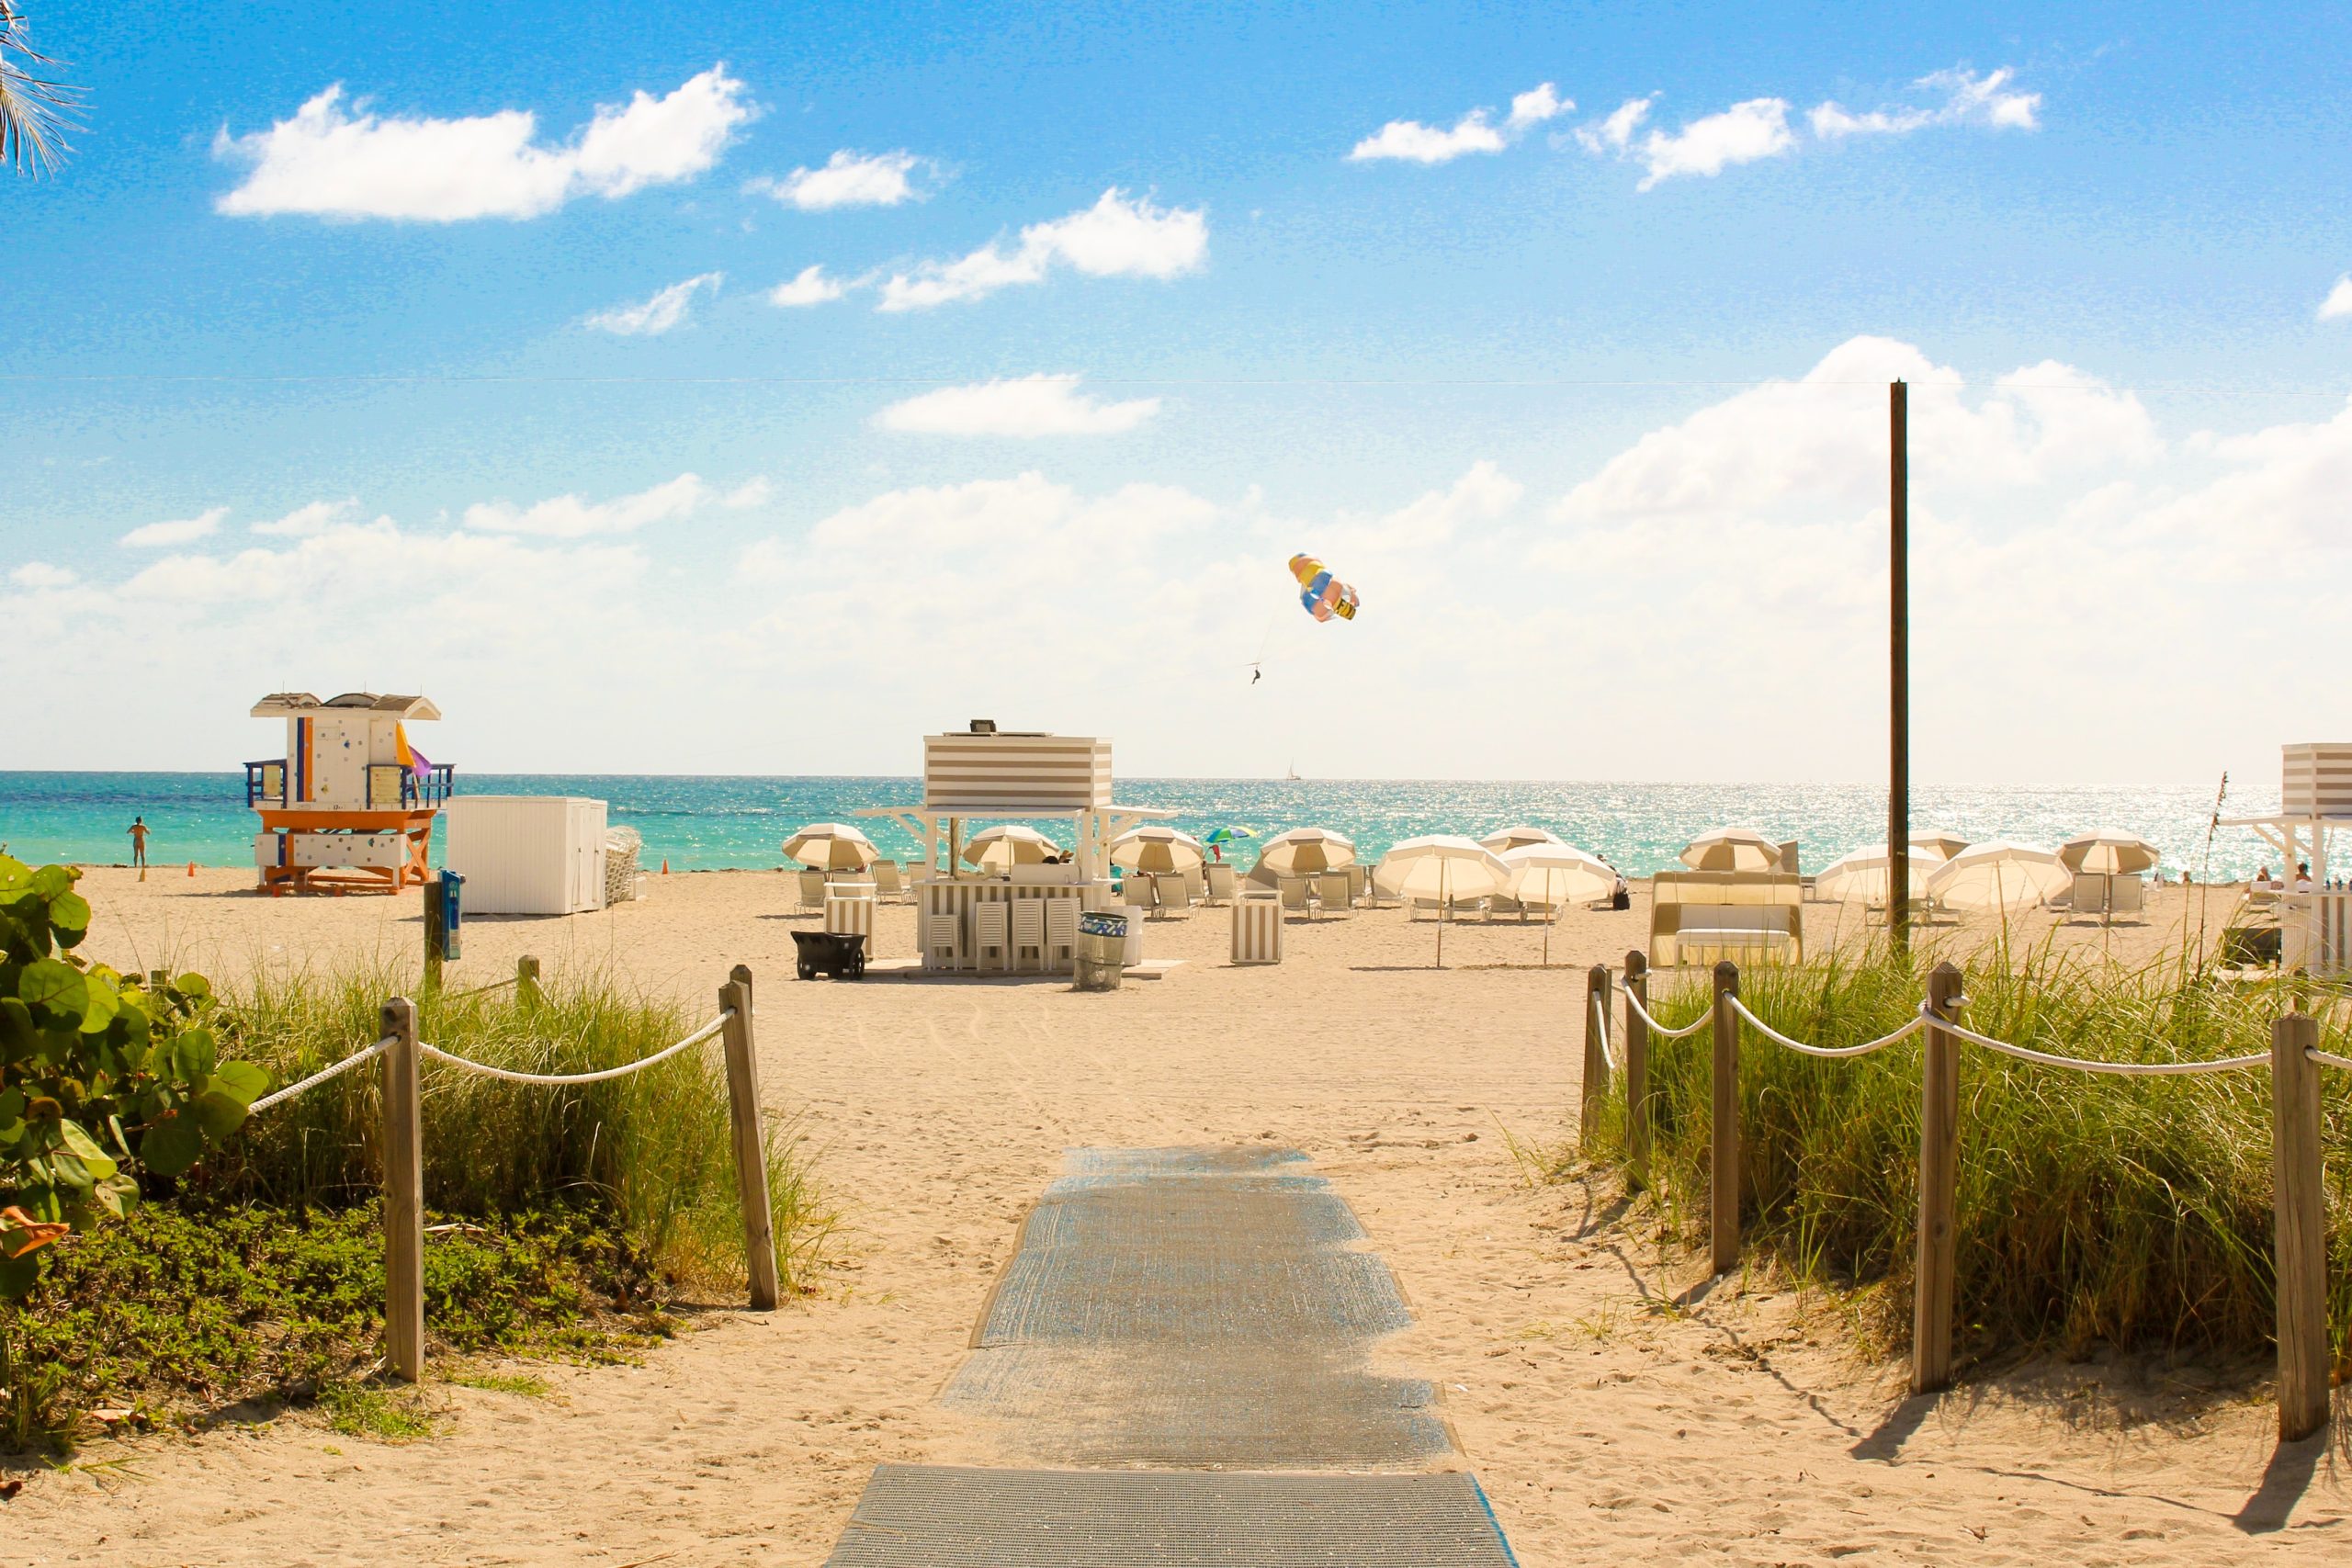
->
(251, 692), (441, 720)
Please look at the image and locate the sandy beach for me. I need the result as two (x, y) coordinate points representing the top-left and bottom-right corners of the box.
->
(5, 867), (2341, 1566)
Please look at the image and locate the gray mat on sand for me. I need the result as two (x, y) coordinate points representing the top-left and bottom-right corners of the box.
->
(820, 1465), (1520, 1568)
(939, 1145), (1452, 1469)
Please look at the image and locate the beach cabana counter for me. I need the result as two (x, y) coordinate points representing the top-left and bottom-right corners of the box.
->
(857, 726), (1173, 973)
(2220, 741), (2352, 976)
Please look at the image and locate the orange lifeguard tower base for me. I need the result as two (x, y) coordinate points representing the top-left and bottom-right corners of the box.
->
(246, 692), (453, 895)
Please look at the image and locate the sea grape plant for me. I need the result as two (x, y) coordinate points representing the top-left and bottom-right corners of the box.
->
(0, 857), (267, 1297)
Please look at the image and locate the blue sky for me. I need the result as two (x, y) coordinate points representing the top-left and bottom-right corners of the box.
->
(8, 3), (2351, 784)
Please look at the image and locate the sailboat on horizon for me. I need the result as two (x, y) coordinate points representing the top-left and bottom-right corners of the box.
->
(1284, 760), (1303, 783)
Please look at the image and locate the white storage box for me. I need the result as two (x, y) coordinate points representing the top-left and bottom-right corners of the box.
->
(444, 796), (608, 915)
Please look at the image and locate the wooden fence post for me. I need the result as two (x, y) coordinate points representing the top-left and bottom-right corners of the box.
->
(422, 874), (446, 993)
(515, 954), (542, 1010)
(2272, 1012), (2328, 1441)
(1582, 964), (1613, 1145)
(719, 965), (781, 1310)
(381, 996), (425, 1382)
(1711, 961), (1741, 1277)
(1623, 950), (1650, 1190)
(1911, 963), (1964, 1394)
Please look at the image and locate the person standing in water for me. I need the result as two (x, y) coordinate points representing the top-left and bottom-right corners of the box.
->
(127, 816), (150, 873)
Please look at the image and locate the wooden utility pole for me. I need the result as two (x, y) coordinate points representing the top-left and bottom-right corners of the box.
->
(382, 997), (424, 1382)
(1910, 963), (1963, 1393)
(1889, 380), (1911, 952)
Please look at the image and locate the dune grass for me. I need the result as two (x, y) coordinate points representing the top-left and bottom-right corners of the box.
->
(1589, 936), (2352, 1366)
(4, 963), (831, 1450)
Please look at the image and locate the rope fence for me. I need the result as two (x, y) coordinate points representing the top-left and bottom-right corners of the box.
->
(1579, 952), (2348, 1443)
(226, 957), (778, 1382)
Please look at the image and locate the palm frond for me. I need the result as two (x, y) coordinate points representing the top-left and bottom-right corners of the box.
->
(0, 1), (83, 176)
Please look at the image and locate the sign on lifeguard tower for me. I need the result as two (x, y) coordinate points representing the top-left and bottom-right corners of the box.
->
(246, 692), (454, 894)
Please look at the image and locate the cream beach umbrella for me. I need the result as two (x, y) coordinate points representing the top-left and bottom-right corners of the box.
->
(2057, 829), (2162, 875)
(1501, 843), (1615, 966)
(782, 822), (877, 872)
(1109, 825), (1206, 874)
(1480, 825), (1564, 853)
(1374, 835), (1514, 967)
(1927, 840), (2072, 912)
(1679, 826), (1782, 873)
(1814, 844), (1943, 906)
(962, 823), (1060, 870)
(1257, 827), (1357, 877)
(1908, 829), (1970, 861)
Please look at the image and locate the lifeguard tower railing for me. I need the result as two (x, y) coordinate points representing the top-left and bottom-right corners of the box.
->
(246, 760), (456, 810)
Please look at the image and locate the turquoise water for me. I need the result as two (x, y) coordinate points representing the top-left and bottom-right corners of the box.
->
(0, 772), (2282, 879)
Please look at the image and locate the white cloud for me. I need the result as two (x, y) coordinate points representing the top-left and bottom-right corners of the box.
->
(585, 272), (723, 335)
(122, 507), (228, 548)
(874, 374), (1161, 436)
(461, 472), (763, 537)
(750, 149), (923, 210)
(213, 65), (753, 220)
(877, 188), (1206, 310)
(8, 562), (74, 589)
(1634, 97), (1795, 188)
(1574, 96), (1655, 154)
(251, 499), (360, 536)
(2319, 276), (2352, 321)
(722, 477), (775, 509)
(768, 264), (849, 307)
(1814, 65), (2041, 141)
(1348, 83), (1569, 164)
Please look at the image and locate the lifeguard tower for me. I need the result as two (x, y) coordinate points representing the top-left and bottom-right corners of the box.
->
(245, 692), (454, 894)
(2219, 742), (2352, 976)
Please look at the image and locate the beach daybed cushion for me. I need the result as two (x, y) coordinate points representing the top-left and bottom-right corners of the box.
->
(1650, 871), (1804, 967)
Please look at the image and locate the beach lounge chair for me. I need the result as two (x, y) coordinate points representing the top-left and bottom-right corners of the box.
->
(972, 901), (1011, 972)
(1204, 863), (1238, 905)
(1181, 864), (1206, 904)
(2068, 873), (2108, 919)
(1125, 874), (1161, 917)
(873, 861), (907, 900)
(1279, 876), (1316, 919)
(2109, 874), (2144, 919)
(1045, 898), (1080, 968)
(1156, 872), (1192, 915)
(797, 869), (830, 911)
(922, 912), (964, 971)
(1314, 871), (1352, 916)
(1347, 864), (1369, 907)
(1487, 894), (1524, 923)
(1011, 898), (1046, 970)
(1649, 871), (1804, 967)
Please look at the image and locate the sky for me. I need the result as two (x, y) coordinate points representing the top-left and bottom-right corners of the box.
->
(6, 2), (2350, 786)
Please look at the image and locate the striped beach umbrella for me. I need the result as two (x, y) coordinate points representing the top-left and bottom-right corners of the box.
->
(1256, 827), (1356, 876)
(1679, 826), (1782, 873)
(782, 822), (877, 871)
(1480, 825), (1563, 852)
(1110, 825), (1206, 874)
(963, 823), (1061, 869)
(2057, 829), (2162, 875)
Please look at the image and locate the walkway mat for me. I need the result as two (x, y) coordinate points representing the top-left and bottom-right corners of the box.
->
(822, 1465), (1520, 1568)
(940, 1145), (1453, 1469)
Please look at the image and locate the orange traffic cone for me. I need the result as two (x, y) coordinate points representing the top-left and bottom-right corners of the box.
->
(187, 861), (197, 877)
(661, 859), (670, 875)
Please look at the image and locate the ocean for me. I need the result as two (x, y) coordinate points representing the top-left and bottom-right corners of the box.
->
(0, 772), (2280, 880)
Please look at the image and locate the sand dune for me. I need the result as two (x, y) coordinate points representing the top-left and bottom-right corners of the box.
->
(4, 869), (2338, 1565)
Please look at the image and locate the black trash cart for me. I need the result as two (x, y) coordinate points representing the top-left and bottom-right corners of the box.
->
(792, 929), (867, 980)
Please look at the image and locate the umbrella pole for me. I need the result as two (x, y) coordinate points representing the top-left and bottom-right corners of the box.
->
(1437, 861), (1447, 969)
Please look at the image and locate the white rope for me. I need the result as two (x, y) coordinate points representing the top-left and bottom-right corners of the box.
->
(1589, 993), (1616, 1072)
(1730, 997), (1924, 1057)
(248, 1037), (391, 1113)
(1925, 1003), (2268, 1077)
(416, 1010), (730, 1086)
(2309, 1048), (2352, 1071)
(1622, 990), (1713, 1039)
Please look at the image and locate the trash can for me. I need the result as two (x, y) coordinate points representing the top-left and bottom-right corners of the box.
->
(1231, 886), (1282, 964)
(1075, 910), (1129, 992)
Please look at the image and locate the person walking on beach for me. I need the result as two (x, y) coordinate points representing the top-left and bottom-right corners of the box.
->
(127, 816), (150, 877)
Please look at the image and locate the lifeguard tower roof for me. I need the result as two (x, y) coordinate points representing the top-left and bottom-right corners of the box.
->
(250, 692), (441, 720)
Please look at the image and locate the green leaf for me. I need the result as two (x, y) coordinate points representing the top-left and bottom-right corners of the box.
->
(47, 889), (90, 941)
(190, 1089), (249, 1142)
(174, 1027), (218, 1080)
(74, 972), (118, 1034)
(174, 972), (212, 1001)
(0, 1251), (39, 1299)
(92, 1173), (140, 1220)
(17, 957), (87, 1023)
(56, 1119), (119, 1180)
(139, 1113), (204, 1178)
(28, 866), (74, 899)
(209, 1060), (269, 1108)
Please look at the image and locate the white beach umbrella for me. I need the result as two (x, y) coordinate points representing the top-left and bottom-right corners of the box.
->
(1501, 843), (1615, 966)
(1374, 835), (1514, 967)
(1679, 826), (1783, 873)
(1257, 827), (1358, 876)
(1814, 844), (1944, 905)
(1928, 840), (2073, 911)
(782, 822), (877, 871)
(2057, 829), (2162, 875)
(962, 823), (1061, 869)
(1480, 825), (1564, 853)
(1907, 829), (1970, 861)
(1109, 825), (1206, 874)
